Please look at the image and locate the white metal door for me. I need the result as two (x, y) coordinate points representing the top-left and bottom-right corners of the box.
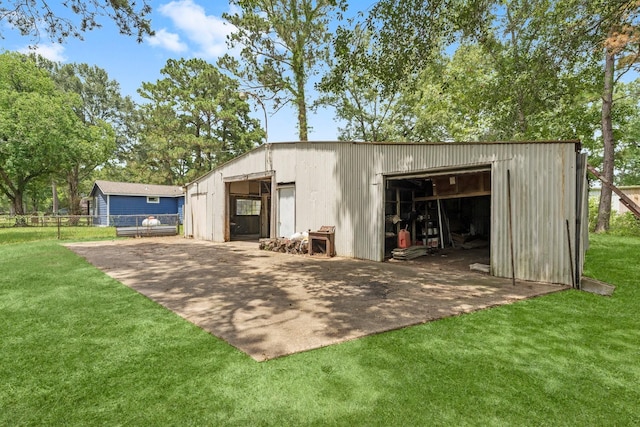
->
(189, 193), (207, 239)
(277, 186), (295, 238)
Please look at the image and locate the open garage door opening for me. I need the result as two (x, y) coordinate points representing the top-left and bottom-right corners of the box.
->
(384, 167), (491, 271)
(227, 179), (272, 241)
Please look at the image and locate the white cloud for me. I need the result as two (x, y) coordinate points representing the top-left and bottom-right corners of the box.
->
(146, 28), (188, 53)
(19, 43), (66, 62)
(158, 0), (234, 59)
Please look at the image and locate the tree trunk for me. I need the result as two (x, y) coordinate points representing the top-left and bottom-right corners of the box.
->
(13, 191), (25, 216)
(297, 91), (308, 141)
(67, 166), (82, 216)
(292, 35), (308, 141)
(595, 47), (615, 233)
(52, 180), (59, 213)
(295, 67), (308, 141)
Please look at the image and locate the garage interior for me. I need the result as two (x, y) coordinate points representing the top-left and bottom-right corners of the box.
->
(225, 168), (493, 267)
(385, 168), (492, 269)
(227, 179), (272, 241)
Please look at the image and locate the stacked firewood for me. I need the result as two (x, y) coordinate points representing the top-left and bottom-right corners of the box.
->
(259, 238), (308, 255)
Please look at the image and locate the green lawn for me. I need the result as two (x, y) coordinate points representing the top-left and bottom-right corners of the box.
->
(0, 225), (116, 244)
(1, 233), (639, 425)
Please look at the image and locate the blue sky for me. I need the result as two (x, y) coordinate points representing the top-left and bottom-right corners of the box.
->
(0, 0), (373, 142)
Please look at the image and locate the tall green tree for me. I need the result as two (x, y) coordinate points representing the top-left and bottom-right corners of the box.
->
(135, 58), (263, 184)
(398, 45), (496, 142)
(336, 0), (639, 235)
(587, 79), (640, 187)
(551, 0), (640, 231)
(467, 0), (601, 140)
(317, 26), (405, 141)
(330, 0), (489, 95)
(95, 96), (145, 184)
(328, 0), (595, 142)
(24, 175), (54, 213)
(0, 52), (82, 216)
(47, 63), (121, 215)
(0, 0), (153, 43)
(598, 13), (640, 230)
(221, 0), (346, 141)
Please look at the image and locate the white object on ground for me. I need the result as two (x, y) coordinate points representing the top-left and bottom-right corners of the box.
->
(142, 217), (161, 226)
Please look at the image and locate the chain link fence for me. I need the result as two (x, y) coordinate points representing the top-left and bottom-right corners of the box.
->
(0, 215), (95, 228)
(0, 214), (181, 239)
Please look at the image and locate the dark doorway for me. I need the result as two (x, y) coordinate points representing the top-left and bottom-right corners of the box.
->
(228, 179), (271, 241)
(384, 168), (491, 270)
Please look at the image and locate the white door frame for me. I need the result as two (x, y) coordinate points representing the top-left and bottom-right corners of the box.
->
(277, 184), (295, 238)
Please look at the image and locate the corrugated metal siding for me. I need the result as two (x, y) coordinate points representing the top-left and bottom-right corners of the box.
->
(218, 145), (290, 179)
(191, 144), (299, 242)
(185, 179), (211, 240)
(576, 152), (589, 287)
(329, 143), (384, 260)
(210, 174), (223, 241)
(185, 141), (582, 285)
(488, 144), (577, 285)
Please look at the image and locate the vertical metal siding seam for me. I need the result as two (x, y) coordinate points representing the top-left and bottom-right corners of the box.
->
(185, 141), (577, 285)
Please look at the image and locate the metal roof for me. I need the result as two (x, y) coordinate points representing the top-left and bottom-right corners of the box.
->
(91, 180), (184, 197)
(186, 140), (582, 186)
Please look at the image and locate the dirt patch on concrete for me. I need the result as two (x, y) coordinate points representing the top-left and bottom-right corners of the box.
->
(66, 237), (566, 361)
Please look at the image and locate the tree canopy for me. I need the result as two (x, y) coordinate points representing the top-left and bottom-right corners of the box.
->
(221, 0), (346, 141)
(0, 0), (153, 43)
(321, 0), (640, 232)
(47, 62), (123, 214)
(133, 58), (264, 184)
(2, 0), (640, 223)
(0, 52), (83, 215)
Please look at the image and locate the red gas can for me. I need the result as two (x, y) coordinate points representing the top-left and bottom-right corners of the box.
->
(398, 228), (411, 249)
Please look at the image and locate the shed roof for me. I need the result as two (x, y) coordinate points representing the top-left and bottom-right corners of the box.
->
(186, 139), (582, 186)
(91, 180), (183, 197)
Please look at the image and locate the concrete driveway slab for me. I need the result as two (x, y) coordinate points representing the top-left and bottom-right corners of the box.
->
(66, 237), (566, 361)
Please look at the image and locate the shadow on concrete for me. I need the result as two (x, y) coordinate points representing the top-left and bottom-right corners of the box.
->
(66, 237), (566, 361)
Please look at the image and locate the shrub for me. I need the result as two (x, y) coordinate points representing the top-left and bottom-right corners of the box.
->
(610, 212), (640, 236)
(588, 197), (640, 236)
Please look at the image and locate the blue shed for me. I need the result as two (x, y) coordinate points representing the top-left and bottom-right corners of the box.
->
(90, 180), (184, 227)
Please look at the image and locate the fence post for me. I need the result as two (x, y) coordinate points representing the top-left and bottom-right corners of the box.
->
(57, 216), (61, 240)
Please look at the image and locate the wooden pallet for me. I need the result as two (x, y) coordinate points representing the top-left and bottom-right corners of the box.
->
(392, 245), (428, 260)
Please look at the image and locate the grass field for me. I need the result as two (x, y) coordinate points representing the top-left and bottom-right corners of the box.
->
(1, 232), (639, 425)
(0, 225), (116, 244)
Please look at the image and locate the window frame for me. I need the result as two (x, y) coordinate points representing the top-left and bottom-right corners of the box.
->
(235, 198), (261, 216)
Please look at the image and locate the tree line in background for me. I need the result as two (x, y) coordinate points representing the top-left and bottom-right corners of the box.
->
(1, 0), (640, 232)
(0, 51), (264, 216)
